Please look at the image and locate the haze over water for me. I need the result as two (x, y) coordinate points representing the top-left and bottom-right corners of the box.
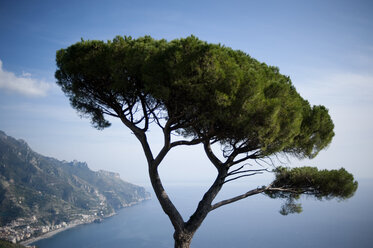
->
(33, 179), (373, 248)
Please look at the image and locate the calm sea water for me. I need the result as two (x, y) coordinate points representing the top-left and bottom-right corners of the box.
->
(33, 179), (373, 248)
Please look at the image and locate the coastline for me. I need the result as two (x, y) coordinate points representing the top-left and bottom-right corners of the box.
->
(20, 197), (150, 246)
(20, 222), (81, 246)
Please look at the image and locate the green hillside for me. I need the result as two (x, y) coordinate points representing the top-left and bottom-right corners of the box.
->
(0, 130), (150, 226)
(0, 239), (29, 247)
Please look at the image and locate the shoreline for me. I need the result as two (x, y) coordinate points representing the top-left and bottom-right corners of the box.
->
(20, 198), (150, 246)
(20, 222), (81, 246)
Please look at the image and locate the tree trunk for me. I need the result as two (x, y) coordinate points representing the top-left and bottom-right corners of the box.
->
(174, 231), (193, 248)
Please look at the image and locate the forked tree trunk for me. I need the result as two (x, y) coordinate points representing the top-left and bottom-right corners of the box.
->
(135, 131), (226, 248)
(174, 231), (193, 248)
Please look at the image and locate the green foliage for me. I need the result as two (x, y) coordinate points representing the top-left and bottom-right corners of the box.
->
(0, 239), (29, 248)
(270, 166), (358, 199)
(266, 166), (358, 215)
(55, 35), (334, 159)
(279, 198), (303, 216)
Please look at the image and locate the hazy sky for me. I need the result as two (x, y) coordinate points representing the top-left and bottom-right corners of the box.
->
(0, 0), (372, 186)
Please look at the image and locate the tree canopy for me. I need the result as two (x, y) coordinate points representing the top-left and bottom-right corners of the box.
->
(56, 35), (334, 160)
(56, 35), (356, 248)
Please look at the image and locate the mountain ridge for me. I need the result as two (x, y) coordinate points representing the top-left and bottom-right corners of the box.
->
(0, 130), (150, 243)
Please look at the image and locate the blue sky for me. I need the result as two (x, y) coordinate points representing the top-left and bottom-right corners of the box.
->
(0, 0), (372, 186)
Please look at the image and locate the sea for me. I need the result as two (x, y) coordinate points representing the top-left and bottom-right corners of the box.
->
(32, 179), (373, 248)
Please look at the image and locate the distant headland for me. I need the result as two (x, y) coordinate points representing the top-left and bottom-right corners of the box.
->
(0, 130), (150, 245)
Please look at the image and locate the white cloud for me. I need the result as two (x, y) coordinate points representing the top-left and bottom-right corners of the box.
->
(0, 60), (51, 97)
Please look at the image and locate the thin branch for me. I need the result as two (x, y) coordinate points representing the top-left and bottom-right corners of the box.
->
(170, 138), (203, 148)
(151, 111), (164, 129)
(114, 109), (155, 167)
(133, 116), (145, 124)
(256, 158), (274, 167)
(274, 153), (288, 165)
(228, 152), (259, 167)
(227, 168), (269, 176)
(266, 187), (303, 194)
(211, 184), (306, 211)
(223, 172), (263, 184)
(267, 156), (275, 167)
(226, 143), (259, 162)
(122, 105), (130, 115)
(254, 159), (267, 168)
(101, 109), (119, 118)
(228, 165), (244, 175)
(146, 101), (164, 130)
(139, 95), (149, 131)
(129, 105), (134, 122)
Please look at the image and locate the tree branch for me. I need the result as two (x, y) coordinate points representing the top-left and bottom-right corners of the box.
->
(225, 143), (259, 164)
(211, 186), (270, 211)
(184, 167), (228, 233)
(147, 102), (164, 130)
(170, 138), (203, 148)
(266, 187), (303, 194)
(149, 164), (185, 233)
(223, 172), (264, 184)
(102, 109), (119, 118)
(139, 95), (149, 131)
(227, 168), (269, 176)
(228, 165), (245, 175)
(114, 109), (155, 166)
(118, 114), (185, 233)
(203, 141), (223, 170)
(210, 185), (301, 211)
(255, 158), (274, 167)
(228, 152), (259, 167)
(153, 119), (173, 166)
